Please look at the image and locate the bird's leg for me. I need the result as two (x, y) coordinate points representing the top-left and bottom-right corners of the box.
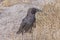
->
(22, 32), (24, 40)
(29, 27), (33, 33)
(29, 22), (36, 33)
(16, 28), (22, 34)
(30, 27), (33, 40)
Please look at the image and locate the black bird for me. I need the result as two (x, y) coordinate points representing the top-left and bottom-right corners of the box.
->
(17, 8), (41, 34)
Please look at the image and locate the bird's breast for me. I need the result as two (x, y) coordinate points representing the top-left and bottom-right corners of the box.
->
(25, 16), (35, 24)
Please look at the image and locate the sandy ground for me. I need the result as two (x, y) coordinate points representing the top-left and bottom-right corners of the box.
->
(0, 0), (60, 40)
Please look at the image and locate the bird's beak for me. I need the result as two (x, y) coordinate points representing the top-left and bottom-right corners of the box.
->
(37, 9), (42, 12)
(36, 8), (42, 12)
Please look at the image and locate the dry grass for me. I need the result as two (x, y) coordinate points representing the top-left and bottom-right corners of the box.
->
(0, 0), (21, 7)
(36, 0), (60, 40)
(0, 0), (33, 7)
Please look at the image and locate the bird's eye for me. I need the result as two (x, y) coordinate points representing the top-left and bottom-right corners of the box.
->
(31, 10), (36, 14)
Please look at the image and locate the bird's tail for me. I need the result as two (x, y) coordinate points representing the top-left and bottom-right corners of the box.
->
(16, 30), (21, 34)
(16, 27), (23, 34)
(16, 22), (26, 34)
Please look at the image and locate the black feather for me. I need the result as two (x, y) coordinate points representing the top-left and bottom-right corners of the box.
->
(17, 8), (40, 34)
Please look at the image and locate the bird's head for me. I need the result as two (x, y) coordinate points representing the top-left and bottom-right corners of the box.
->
(28, 8), (42, 14)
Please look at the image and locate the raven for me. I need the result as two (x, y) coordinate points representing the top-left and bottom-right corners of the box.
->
(17, 8), (41, 34)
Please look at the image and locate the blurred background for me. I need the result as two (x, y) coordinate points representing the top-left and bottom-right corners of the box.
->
(0, 0), (60, 40)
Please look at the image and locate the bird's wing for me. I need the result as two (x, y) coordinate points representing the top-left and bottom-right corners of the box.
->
(23, 18), (35, 32)
(16, 19), (26, 34)
(17, 17), (36, 34)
